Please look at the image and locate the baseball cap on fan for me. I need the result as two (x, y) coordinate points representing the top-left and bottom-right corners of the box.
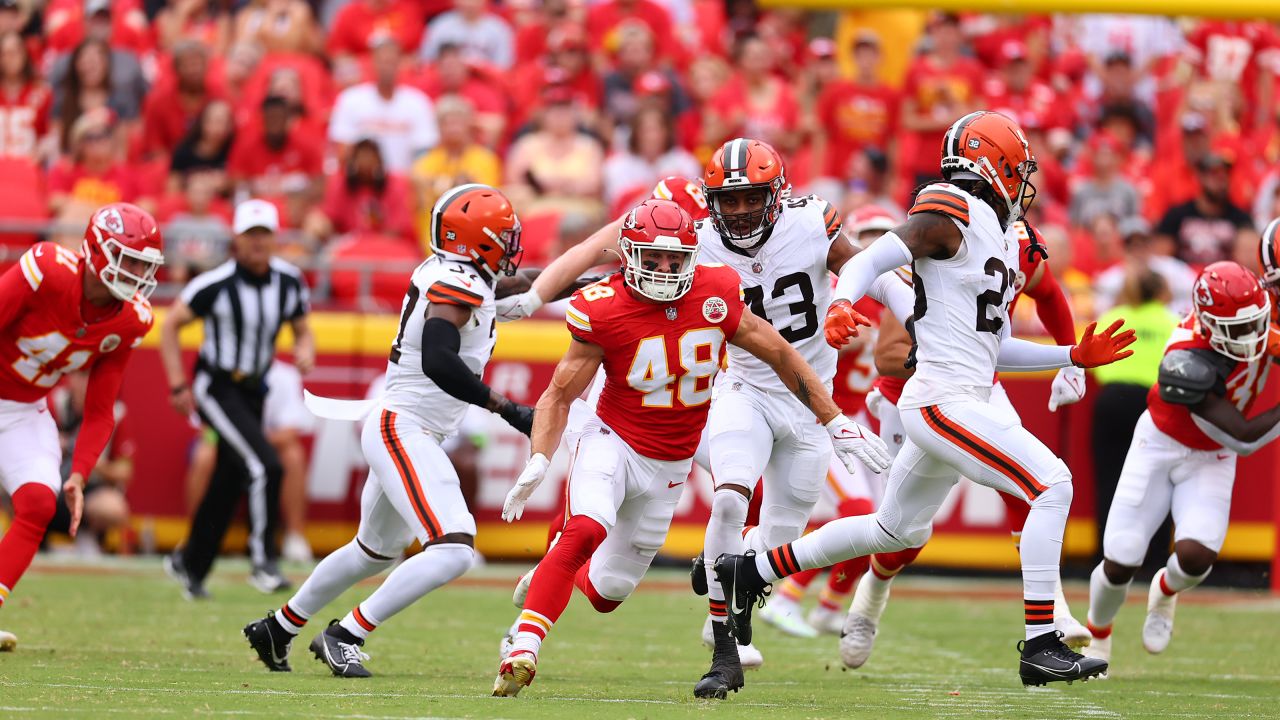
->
(234, 199), (280, 234)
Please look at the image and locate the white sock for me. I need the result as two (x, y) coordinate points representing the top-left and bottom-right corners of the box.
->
(1019, 482), (1071, 640)
(338, 543), (474, 640)
(848, 571), (892, 622)
(510, 609), (552, 658)
(1161, 554), (1210, 595)
(279, 540), (394, 634)
(755, 515), (897, 583)
(705, 490), (749, 610)
(1087, 562), (1130, 634)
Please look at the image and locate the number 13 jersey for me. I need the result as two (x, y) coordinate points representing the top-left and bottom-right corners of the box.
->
(899, 183), (1020, 411)
(696, 195), (840, 393)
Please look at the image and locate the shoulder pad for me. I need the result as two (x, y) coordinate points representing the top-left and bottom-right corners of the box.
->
(818, 197), (841, 240)
(1157, 349), (1225, 405)
(909, 185), (970, 226)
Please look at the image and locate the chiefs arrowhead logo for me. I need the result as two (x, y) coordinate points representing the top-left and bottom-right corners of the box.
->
(95, 207), (125, 235)
(1194, 278), (1214, 307)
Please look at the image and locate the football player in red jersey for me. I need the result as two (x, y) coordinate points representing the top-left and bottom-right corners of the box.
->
(0, 203), (163, 651)
(1084, 262), (1280, 673)
(491, 199), (890, 697)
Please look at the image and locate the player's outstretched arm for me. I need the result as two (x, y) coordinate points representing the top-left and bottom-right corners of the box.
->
(731, 312), (891, 473)
(996, 319), (1136, 372)
(420, 302), (534, 435)
(1190, 395), (1280, 456)
(65, 345), (133, 536)
(495, 217), (625, 322)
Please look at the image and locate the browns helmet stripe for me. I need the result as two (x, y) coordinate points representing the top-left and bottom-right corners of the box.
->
(1261, 218), (1280, 278)
(944, 111), (984, 159)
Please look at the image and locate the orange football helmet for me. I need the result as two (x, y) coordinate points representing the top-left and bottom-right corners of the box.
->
(1259, 218), (1280, 293)
(940, 111), (1037, 227)
(703, 138), (787, 248)
(428, 184), (522, 280)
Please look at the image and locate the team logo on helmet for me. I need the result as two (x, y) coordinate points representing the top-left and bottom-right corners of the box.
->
(95, 207), (125, 235)
(703, 296), (728, 323)
(1194, 278), (1215, 307)
(100, 334), (121, 353)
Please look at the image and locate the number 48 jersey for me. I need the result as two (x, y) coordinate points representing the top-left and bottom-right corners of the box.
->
(696, 194), (841, 393)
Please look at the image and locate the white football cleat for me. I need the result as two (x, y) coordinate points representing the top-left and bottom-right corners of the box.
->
(0, 630), (16, 652)
(838, 613), (878, 668)
(701, 615), (764, 669)
(760, 598), (818, 638)
(1055, 613), (1092, 650)
(1143, 570), (1177, 654)
(512, 564), (538, 608)
(499, 618), (519, 660)
(1081, 633), (1111, 679)
(492, 652), (537, 697)
(807, 605), (845, 636)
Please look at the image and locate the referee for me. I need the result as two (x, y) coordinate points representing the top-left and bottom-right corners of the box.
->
(160, 199), (314, 599)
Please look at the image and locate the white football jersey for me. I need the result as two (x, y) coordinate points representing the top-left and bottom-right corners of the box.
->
(382, 255), (497, 437)
(697, 194), (839, 393)
(898, 183), (1020, 410)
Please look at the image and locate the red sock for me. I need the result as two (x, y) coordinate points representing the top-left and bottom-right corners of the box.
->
(826, 556), (869, 596)
(0, 485), (57, 606)
(1001, 491), (1030, 536)
(521, 515), (607, 627)
(871, 545), (923, 580)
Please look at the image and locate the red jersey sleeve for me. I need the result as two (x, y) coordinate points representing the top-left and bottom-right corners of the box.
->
(565, 286), (603, 344)
(0, 248), (39, 332)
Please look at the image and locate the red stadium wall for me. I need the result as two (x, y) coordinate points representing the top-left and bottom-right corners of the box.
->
(119, 310), (1279, 572)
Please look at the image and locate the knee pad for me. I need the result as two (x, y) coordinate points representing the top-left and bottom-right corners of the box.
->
(874, 503), (931, 549)
(710, 490), (749, 526)
(1032, 476), (1073, 514)
(1102, 529), (1148, 569)
(576, 564), (627, 613)
(424, 542), (475, 582)
(13, 484), (57, 527)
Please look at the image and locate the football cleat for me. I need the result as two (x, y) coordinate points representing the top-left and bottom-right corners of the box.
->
(163, 550), (210, 601)
(512, 564), (537, 608)
(249, 563), (291, 594)
(700, 616), (763, 669)
(713, 551), (769, 647)
(1143, 570), (1177, 654)
(0, 630), (16, 652)
(1056, 613), (1092, 650)
(759, 598), (818, 638)
(243, 611), (293, 672)
(493, 652), (537, 697)
(1081, 634), (1111, 679)
(310, 620), (371, 678)
(807, 605), (845, 636)
(839, 613), (879, 669)
(691, 552), (708, 596)
(693, 619), (745, 699)
(1018, 631), (1108, 686)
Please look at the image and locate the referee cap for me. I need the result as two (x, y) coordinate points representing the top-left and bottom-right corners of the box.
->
(234, 199), (280, 234)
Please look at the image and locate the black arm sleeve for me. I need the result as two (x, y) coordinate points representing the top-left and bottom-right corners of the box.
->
(420, 317), (496, 409)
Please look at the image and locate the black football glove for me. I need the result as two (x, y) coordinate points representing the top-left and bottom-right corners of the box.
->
(498, 399), (535, 437)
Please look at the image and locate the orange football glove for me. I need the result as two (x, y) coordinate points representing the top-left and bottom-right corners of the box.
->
(1069, 319), (1137, 368)
(824, 300), (872, 349)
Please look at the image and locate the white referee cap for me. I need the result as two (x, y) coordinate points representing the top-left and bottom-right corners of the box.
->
(234, 199), (280, 234)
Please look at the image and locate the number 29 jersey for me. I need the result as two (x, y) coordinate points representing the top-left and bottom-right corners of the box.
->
(899, 183), (1020, 411)
(565, 265), (746, 461)
(696, 194), (840, 393)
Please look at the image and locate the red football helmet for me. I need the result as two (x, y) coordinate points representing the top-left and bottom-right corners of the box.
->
(619, 198), (698, 302)
(940, 110), (1037, 227)
(1258, 217), (1279, 295)
(1193, 261), (1271, 362)
(848, 205), (897, 246)
(82, 202), (165, 302)
(428, 183), (522, 281)
(703, 138), (787, 248)
(650, 176), (709, 221)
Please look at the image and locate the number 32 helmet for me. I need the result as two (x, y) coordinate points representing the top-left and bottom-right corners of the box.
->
(1192, 261), (1271, 362)
(82, 202), (165, 302)
(429, 183), (523, 281)
(619, 198), (698, 302)
(940, 110), (1038, 228)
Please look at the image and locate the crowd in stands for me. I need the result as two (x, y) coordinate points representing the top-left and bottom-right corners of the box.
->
(0, 0), (1277, 320)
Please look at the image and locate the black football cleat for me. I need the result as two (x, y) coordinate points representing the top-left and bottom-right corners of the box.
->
(310, 620), (372, 678)
(712, 551), (769, 647)
(691, 551), (707, 596)
(243, 611), (293, 672)
(1019, 631), (1109, 686)
(693, 620), (745, 699)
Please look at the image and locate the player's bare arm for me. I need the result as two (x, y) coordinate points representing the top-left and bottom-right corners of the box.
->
(159, 299), (198, 416)
(290, 314), (315, 374)
(530, 337), (605, 458)
(874, 311), (914, 380)
(1189, 393), (1280, 454)
(421, 302), (534, 435)
(497, 217), (625, 321)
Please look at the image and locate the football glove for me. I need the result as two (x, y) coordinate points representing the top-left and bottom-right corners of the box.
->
(1048, 365), (1086, 412)
(494, 290), (544, 323)
(827, 414), (892, 474)
(502, 453), (551, 522)
(824, 300), (872, 349)
(1069, 319), (1136, 368)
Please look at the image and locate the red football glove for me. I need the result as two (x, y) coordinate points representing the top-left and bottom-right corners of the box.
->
(824, 300), (872, 349)
(1069, 319), (1137, 368)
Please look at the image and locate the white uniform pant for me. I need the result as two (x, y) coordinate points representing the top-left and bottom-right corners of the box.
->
(0, 398), (61, 496)
(566, 404), (691, 603)
(356, 407), (476, 556)
(1101, 411), (1235, 567)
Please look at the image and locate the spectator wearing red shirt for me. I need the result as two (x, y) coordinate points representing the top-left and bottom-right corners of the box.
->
(47, 109), (136, 221)
(0, 1), (40, 67)
(899, 13), (982, 188)
(1183, 20), (1280, 130)
(155, 169), (234, 282)
(1079, 51), (1156, 148)
(326, 0), (425, 60)
(305, 139), (415, 245)
(142, 41), (225, 158)
(44, 0), (151, 57)
(0, 31), (51, 162)
(509, 24), (602, 132)
(229, 95), (323, 221)
(414, 43), (508, 148)
(981, 40), (1064, 131)
(814, 31), (899, 180)
(1147, 112), (1214, 221)
(709, 34), (800, 155)
(587, 0), (676, 63)
(155, 0), (231, 55)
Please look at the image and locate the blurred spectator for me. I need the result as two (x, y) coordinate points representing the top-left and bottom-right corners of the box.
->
(1081, 52), (1155, 147)
(46, 371), (135, 555)
(156, 169), (234, 281)
(505, 86), (604, 216)
(798, 37), (842, 106)
(143, 41), (225, 158)
(411, 95), (501, 242)
(1254, 171), (1280, 233)
(602, 23), (660, 131)
(1068, 133), (1141, 228)
(680, 54), (731, 159)
(588, 0), (676, 63)
(1154, 152), (1254, 267)
(814, 30), (898, 181)
(50, 38), (147, 154)
(328, 38), (438, 174)
(48, 108), (135, 219)
(232, 0), (321, 55)
(414, 43), (507, 147)
(155, 0), (231, 55)
(1147, 112), (1213, 220)
(841, 146), (902, 218)
(981, 40), (1063, 130)
(420, 0), (514, 70)
(307, 138), (415, 244)
(899, 12), (982, 188)
(1182, 20), (1279, 129)
(223, 41), (266, 103)
(709, 34), (800, 154)
(263, 361), (316, 564)
(509, 24), (602, 132)
(0, 31), (51, 162)
(1093, 216), (1196, 317)
(326, 0), (425, 60)
(1070, 14), (1182, 78)
(603, 106), (699, 208)
(44, 0), (151, 57)
(228, 95), (323, 221)
(169, 99), (234, 192)
(512, 0), (585, 65)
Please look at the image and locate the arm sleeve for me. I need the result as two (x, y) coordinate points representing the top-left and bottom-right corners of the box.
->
(994, 335), (1074, 372)
(1023, 265), (1078, 345)
(419, 317), (496, 408)
(832, 232), (914, 304)
(866, 270), (915, 323)
(1191, 413), (1280, 457)
(71, 348), (131, 477)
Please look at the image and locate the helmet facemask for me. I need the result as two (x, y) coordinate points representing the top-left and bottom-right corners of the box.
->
(706, 181), (781, 248)
(478, 220), (523, 281)
(86, 234), (164, 302)
(1198, 298), (1271, 362)
(621, 237), (699, 302)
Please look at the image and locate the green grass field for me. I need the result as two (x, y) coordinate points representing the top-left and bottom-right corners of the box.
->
(0, 557), (1276, 719)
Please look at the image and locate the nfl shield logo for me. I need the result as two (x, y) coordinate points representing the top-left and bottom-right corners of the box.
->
(751, 262), (763, 274)
(665, 307), (678, 321)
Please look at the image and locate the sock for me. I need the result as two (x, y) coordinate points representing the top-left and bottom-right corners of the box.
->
(785, 568), (822, 592)
(278, 540), (394, 634)
(510, 515), (607, 658)
(849, 570), (891, 621)
(337, 542), (474, 639)
(1087, 562), (1130, 635)
(775, 578), (807, 605)
(756, 514), (898, 583)
(0, 484), (57, 606)
(704, 490), (749, 620)
(1160, 554), (1210, 595)
(1000, 490), (1030, 546)
(871, 546), (922, 580)
(1019, 482), (1071, 640)
(820, 556), (869, 610)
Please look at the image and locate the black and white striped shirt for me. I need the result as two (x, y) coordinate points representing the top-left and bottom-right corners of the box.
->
(180, 259), (309, 379)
